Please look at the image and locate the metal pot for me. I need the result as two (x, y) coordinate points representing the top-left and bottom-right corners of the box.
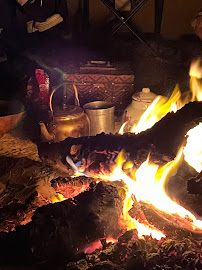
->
(39, 83), (90, 142)
(123, 88), (157, 129)
(83, 101), (115, 136)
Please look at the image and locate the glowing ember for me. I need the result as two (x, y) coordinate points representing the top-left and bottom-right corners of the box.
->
(83, 237), (118, 254)
(130, 85), (181, 134)
(184, 122), (202, 173)
(83, 239), (103, 254)
(51, 193), (66, 203)
(105, 237), (118, 244)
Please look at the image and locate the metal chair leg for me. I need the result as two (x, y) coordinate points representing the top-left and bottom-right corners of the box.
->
(100, 0), (157, 56)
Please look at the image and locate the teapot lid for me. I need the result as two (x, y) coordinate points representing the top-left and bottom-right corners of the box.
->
(53, 105), (84, 118)
(132, 88), (157, 103)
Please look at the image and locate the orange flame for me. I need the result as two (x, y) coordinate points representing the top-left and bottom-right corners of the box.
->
(85, 151), (166, 240)
(130, 85), (181, 134)
(119, 121), (128, 135)
(68, 59), (202, 240)
(189, 58), (202, 79)
(119, 59), (202, 136)
(189, 59), (202, 101)
(82, 146), (202, 239)
(105, 237), (118, 244)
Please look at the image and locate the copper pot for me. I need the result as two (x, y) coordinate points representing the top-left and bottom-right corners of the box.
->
(39, 83), (90, 142)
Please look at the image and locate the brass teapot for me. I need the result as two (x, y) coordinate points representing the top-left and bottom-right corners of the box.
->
(39, 83), (90, 142)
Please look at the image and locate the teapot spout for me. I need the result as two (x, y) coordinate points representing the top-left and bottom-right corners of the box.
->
(39, 122), (55, 141)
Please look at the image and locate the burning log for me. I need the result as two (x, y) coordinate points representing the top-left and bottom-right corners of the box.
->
(0, 181), (126, 266)
(130, 199), (202, 238)
(51, 176), (94, 199)
(38, 101), (202, 171)
(166, 160), (202, 216)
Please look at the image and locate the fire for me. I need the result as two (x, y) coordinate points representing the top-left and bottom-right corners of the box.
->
(119, 121), (128, 135)
(105, 237), (118, 244)
(82, 146), (202, 239)
(189, 58), (202, 80)
(110, 149), (202, 233)
(119, 59), (202, 135)
(130, 84), (181, 134)
(184, 122), (202, 173)
(133, 149), (202, 230)
(65, 59), (202, 242)
(79, 152), (164, 239)
(189, 59), (202, 101)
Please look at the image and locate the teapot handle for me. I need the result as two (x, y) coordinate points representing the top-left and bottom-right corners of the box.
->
(49, 82), (80, 113)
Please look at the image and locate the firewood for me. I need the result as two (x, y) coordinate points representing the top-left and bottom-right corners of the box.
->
(132, 200), (202, 238)
(187, 173), (202, 195)
(0, 181), (127, 266)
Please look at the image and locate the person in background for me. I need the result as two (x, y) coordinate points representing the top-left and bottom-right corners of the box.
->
(0, 0), (69, 100)
(0, 0), (69, 61)
(19, 0), (69, 36)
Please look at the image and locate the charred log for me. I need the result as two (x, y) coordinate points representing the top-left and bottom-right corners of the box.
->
(166, 160), (202, 216)
(0, 181), (126, 266)
(187, 173), (202, 195)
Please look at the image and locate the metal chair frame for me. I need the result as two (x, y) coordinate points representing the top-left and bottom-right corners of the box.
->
(100, 0), (157, 56)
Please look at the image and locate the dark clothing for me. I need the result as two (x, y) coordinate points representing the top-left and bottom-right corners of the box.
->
(0, 0), (68, 30)
(0, 0), (17, 31)
(23, 0), (68, 25)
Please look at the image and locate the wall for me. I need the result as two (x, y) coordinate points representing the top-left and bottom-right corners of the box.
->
(68, 0), (202, 39)
(161, 0), (202, 39)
